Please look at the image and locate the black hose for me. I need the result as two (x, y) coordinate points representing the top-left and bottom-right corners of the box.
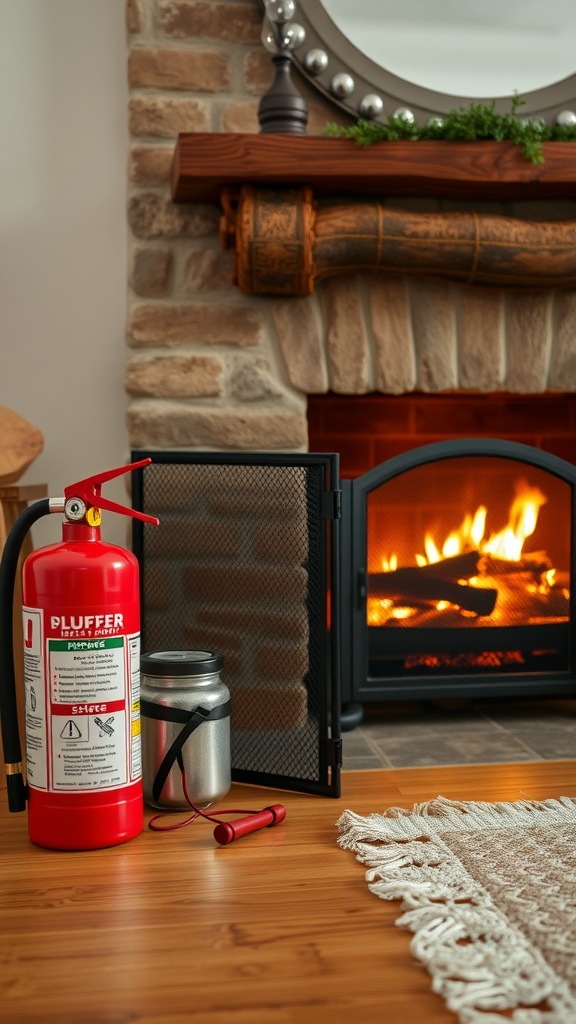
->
(0, 499), (51, 810)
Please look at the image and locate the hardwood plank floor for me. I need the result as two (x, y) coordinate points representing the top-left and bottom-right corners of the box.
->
(1, 760), (575, 1024)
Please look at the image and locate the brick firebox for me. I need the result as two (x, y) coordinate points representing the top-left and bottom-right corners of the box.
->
(308, 393), (576, 479)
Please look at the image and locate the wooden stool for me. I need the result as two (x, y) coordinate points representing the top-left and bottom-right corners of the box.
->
(0, 484), (49, 556)
(0, 484), (49, 766)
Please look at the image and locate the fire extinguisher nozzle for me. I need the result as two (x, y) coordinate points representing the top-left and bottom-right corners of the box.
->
(6, 771), (27, 812)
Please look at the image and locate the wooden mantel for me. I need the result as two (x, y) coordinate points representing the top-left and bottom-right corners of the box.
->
(171, 133), (576, 204)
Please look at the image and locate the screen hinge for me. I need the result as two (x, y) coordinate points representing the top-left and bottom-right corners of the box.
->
(321, 489), (342, 520)
(327, 738), (343, 768)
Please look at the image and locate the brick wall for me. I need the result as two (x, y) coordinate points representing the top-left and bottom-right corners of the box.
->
(126, 0), (576, 458)
(126, 0), (340, 455)
(308, 393), (576, 478)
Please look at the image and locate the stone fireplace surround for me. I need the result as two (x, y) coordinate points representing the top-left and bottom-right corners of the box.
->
(126, 0), (576, 464)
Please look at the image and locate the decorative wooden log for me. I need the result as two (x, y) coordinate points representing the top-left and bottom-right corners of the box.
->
(221, 185), (576, 296)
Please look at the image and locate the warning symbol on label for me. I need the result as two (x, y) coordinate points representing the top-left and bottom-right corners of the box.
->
(60, 720), (82, 740)
(95, 716), (115, 737)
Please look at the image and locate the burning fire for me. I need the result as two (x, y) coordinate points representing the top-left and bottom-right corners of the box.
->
(414, 480), (547, 567)
(368, 479), (568, 626)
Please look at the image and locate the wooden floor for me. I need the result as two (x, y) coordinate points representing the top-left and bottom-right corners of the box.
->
(1, 760), (575, 1024)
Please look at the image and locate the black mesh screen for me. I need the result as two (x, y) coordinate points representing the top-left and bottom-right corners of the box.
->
(131, 451), (340, 797)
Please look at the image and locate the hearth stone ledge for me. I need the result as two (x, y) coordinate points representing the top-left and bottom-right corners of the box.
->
(126, 271), (576, 452)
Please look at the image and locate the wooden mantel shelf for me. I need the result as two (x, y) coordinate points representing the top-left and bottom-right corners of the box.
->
(171, 133), (576, 204)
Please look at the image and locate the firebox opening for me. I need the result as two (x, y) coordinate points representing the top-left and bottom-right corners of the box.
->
(308, 394), (576, 709)
(366, 454), (571, 680)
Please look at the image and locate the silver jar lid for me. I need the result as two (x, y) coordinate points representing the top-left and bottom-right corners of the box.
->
(141, 650), (224, 676)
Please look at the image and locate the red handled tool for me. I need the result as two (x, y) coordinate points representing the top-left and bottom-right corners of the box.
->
(213, 804), (286, 845)
(148, 768), (287, 845)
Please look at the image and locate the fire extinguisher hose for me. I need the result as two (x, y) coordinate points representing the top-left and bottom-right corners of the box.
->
(0, 498), (51, 811)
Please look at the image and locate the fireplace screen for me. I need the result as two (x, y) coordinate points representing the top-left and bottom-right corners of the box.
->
(341, 440), (576, 703)
(131, 451), (341, 797)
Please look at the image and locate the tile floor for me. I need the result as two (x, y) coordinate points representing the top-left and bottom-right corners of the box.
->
(341, 697), (576, 770)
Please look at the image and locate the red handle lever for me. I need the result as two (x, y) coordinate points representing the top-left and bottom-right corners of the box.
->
(64, 458), (159, 526)
(213, 804), (286, 846)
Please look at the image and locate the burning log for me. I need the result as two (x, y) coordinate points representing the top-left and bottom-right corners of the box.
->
(482, 552), (553, 577)
(369, 553), (498, 617)
(413, 551), (482, 579)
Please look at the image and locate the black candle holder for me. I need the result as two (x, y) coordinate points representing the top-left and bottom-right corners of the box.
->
(258, 1), (308, 135)
(258, 53), (308, 134)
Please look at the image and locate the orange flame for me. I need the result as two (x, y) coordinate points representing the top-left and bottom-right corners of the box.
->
(413, 480), (547, 568)
(372, 480), (551, 625)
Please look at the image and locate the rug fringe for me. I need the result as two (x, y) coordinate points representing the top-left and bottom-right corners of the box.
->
(337, 795), (576, 846)
(337, 796), (576, 1023)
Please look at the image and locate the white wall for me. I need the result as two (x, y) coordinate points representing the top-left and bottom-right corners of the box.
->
(0, 0), (129, 547)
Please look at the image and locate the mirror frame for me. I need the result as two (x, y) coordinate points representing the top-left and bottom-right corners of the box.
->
(287, 1), (576, 125)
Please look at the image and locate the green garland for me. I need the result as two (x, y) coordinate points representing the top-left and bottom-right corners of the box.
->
(323, 96), (576, 164)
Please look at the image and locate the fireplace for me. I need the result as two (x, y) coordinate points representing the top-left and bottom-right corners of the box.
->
(132, 434), (576, 743)
(335, 435), (576, 728)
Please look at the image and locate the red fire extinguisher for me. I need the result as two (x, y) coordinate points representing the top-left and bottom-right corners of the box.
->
(0, 459), (159, 850)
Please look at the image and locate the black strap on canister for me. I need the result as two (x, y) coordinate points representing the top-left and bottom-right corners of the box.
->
(140, 698), (231, 805)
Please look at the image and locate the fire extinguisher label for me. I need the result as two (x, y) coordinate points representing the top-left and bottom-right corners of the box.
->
(49, 637), (128, 790)
(22, 608), (48, 790)
(23, 607), (142, 793)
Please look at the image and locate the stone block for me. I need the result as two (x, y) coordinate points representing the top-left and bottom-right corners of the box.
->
(505, 292), (551, 393)
(550, 292), (576, 390)
(150, 518), (243, 558)
(458, 288), (505, 391)
(410, 279), (458, 391)
(129, 147), (173, 185)
(127, 402), (308, 450)
(128, 302), (262, 346)
(158, 1), (261, 44)
(128, 47), (229, 90)
(128, 194), (219, 240)
(129, 96), (208, 137)
(320, 277), (369, 393)
(197, 606), (309, 643)
(130, 248), (172, 296)
(270, 296), (328, 394)
(368, 277), (416, 394)
(126, 0), (144, 33)
(205, 490), (309, 527)
(125, 354), (224, 397)
(253, 522), (309, 565)
(256, 642), (309, 682)
(229, 358), (285, 402)
(243, 50), (274, 94)
(219, 102), (260, 134)
(183, 563), (308, 603)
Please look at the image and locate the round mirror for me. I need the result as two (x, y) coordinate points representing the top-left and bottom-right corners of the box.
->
(288, 0), (576, 124)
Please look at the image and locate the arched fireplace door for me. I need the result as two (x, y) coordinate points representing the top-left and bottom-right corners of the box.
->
(340, 438), (576, 725)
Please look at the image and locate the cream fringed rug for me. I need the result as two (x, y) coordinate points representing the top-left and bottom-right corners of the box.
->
(337, 797), (576, 1023)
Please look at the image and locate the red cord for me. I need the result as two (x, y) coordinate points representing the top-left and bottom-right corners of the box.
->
(148, 768), (260, 833)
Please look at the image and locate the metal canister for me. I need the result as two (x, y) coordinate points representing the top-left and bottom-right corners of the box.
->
(140, 650), (231, 810)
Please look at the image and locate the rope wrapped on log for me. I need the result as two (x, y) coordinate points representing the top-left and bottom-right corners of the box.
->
(220, 184), (576, 296)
